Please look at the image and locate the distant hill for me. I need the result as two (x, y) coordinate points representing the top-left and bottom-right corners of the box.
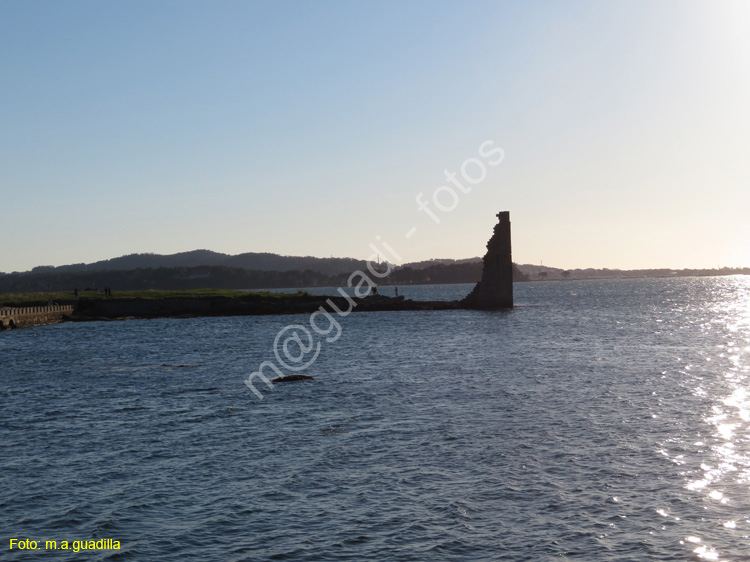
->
(0, 261), (529, 295)
(5, 251), (746, 294)
(516, 264), (750, 280)
(401, 257), (482, 269)
(23, 251), (369, 276)
(18, 251), (493, 277)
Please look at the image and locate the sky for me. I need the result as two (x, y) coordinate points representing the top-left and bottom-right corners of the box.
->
(1, 0), (748, 273)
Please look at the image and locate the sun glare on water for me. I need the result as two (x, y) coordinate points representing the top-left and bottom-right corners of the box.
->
(680, 276), (750, 561)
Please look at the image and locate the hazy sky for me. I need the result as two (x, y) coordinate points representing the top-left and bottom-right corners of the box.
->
(2, 0), (748, 272)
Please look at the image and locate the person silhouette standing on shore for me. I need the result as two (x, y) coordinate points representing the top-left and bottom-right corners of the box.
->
(74, 288), (78, 298)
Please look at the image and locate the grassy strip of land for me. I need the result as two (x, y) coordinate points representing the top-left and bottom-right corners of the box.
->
(0, 289), (312, 308)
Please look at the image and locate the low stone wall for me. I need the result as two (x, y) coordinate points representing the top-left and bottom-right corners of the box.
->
(70, 295), (460, 320)
(76, 299), (215, 318)
(0, 305), (74, 330)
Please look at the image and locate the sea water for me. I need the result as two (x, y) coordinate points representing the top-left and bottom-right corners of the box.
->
(2, 277), (749, 561)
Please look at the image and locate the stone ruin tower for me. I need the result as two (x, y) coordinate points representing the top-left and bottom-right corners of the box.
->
(463, 211), (513, 309)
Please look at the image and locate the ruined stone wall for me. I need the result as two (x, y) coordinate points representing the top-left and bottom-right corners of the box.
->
(463, 211), (513, 309)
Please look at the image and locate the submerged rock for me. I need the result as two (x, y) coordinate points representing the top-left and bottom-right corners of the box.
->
(272, 375), (315, 383)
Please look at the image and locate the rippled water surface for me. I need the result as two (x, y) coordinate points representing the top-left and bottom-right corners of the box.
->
(2, 277), (750, 561)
